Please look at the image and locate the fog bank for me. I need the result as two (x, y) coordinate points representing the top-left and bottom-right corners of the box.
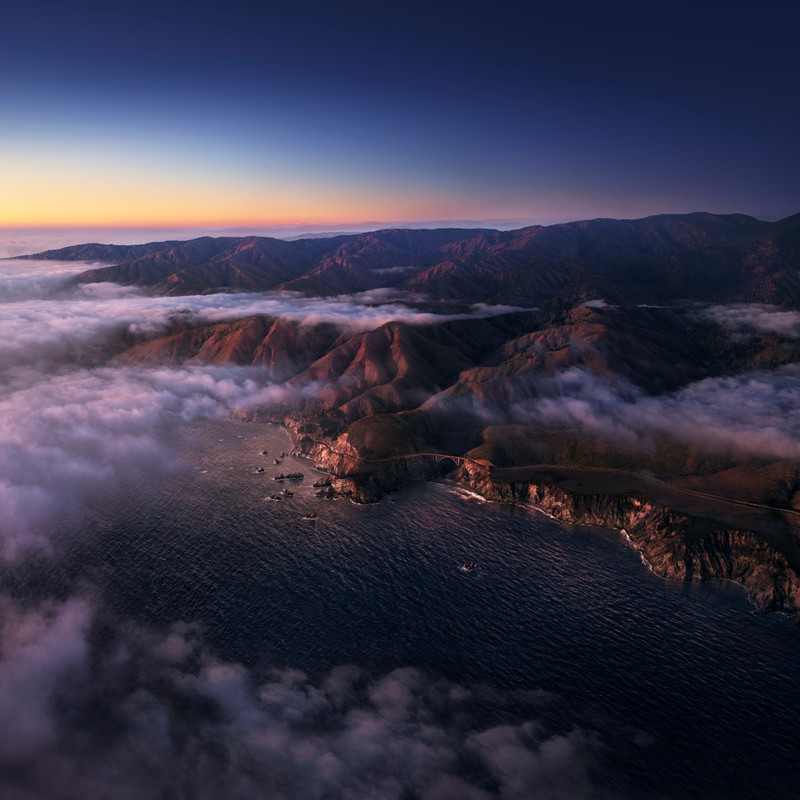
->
(0, 593), (596, 800)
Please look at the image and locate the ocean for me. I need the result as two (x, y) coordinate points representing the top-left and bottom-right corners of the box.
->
(5, 419), (797, 798)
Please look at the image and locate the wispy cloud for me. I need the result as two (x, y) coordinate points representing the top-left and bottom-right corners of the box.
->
(0, 273), (525, 371)
(0, 258), (93, 301)
(371, 265), (420, 275)
(444, 365), (800, 461)
(698, 303), (800, 339)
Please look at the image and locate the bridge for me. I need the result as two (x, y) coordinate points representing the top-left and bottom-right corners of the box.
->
(305, 439), (800, 518)
(359, 452), (494, 470)
(357, 455), (800, 517)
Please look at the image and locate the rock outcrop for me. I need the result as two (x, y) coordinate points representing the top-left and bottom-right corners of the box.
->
(259, 415), (800, 622)
(456, 461), (800, 621)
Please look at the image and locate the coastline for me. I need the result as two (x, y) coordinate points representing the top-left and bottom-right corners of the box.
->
(459, 479), (793, 623)
(272, 419), (800, 623)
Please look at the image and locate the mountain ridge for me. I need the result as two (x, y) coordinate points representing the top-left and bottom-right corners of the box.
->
(17, 212), (800, 306)
(19, 212), (800, 618)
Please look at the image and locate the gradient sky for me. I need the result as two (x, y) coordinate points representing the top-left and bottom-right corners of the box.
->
(1, 0), (798, 227)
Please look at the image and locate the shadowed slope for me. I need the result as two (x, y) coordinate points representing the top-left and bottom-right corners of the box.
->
(19, 212), (800, 305)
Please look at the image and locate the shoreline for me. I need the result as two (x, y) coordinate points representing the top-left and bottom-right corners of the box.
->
(272, 419), (800, 623)
(449, 479), (775, 621)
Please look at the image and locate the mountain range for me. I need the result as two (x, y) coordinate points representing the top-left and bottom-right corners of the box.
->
(24, 211), (800, 461)
(28, 211), (800, 305)
(21, 211), (800, 618)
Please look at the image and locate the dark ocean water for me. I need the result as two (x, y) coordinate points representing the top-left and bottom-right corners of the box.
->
(9, 419), (800, 798)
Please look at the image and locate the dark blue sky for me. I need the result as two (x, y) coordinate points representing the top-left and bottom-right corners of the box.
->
(2, 0), (797, 226)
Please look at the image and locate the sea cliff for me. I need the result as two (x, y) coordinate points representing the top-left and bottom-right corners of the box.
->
(457, 461), (800, 622)
(283, 423), (800, 622)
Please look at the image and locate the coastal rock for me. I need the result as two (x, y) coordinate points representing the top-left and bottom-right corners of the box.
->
(457, 462), (800, 622)
(257, 418), (800, 620)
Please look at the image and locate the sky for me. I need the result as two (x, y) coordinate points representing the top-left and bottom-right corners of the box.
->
(1, 0), (798, 229)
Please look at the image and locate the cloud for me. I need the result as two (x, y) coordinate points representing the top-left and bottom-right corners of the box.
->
(470, 302), (531, 316)
(448, 365), (800, 461)
(0, 364), (313, 559)
(0, 258), (91, 301)
(467, 725), (595, 800)
(0, 273), (526, 373)
(698, 303), (800, 339)
(0, 594), (599, 800)
(371, 266), (420, 275)
(338, 287), (425, 303)
(0, 596), (91, 763)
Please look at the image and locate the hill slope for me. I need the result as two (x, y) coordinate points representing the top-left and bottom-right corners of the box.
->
(20, 212), (800, 306)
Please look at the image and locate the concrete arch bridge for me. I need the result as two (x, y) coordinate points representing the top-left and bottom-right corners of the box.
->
(360, 452), (494, 471)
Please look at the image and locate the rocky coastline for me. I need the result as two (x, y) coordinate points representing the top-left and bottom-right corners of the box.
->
(460, 461), (800, 622)
(282, 423), (800, 622)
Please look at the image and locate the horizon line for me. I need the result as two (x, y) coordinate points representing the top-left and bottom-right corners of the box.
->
(0, 209), (795, 234)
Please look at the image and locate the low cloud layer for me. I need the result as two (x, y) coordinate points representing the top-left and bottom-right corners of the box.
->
(0, 271), (524, 372)
(463, 365), (800, 460)
(699, 303), (800, 339)
(0, 594), (597, 800)
(0, 258), (524, 558)
(0, 258), (92, 301)
(0, 364), (312, 559)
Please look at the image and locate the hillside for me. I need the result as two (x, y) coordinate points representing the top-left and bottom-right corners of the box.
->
(24, 211), (800, 619)
(19, 212), (800, 306)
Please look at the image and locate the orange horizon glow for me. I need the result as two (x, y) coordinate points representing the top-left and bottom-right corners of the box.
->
(0, 197), (446, 229)
(0, 148), (484, 228)
(1, 150), (749, 230)
(2, 128), (766, 230)
(0, 201), (538, 229)
(0, 144), (682, 230)
(0, 185), (507, 229)
(0, 188), (694, 230)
